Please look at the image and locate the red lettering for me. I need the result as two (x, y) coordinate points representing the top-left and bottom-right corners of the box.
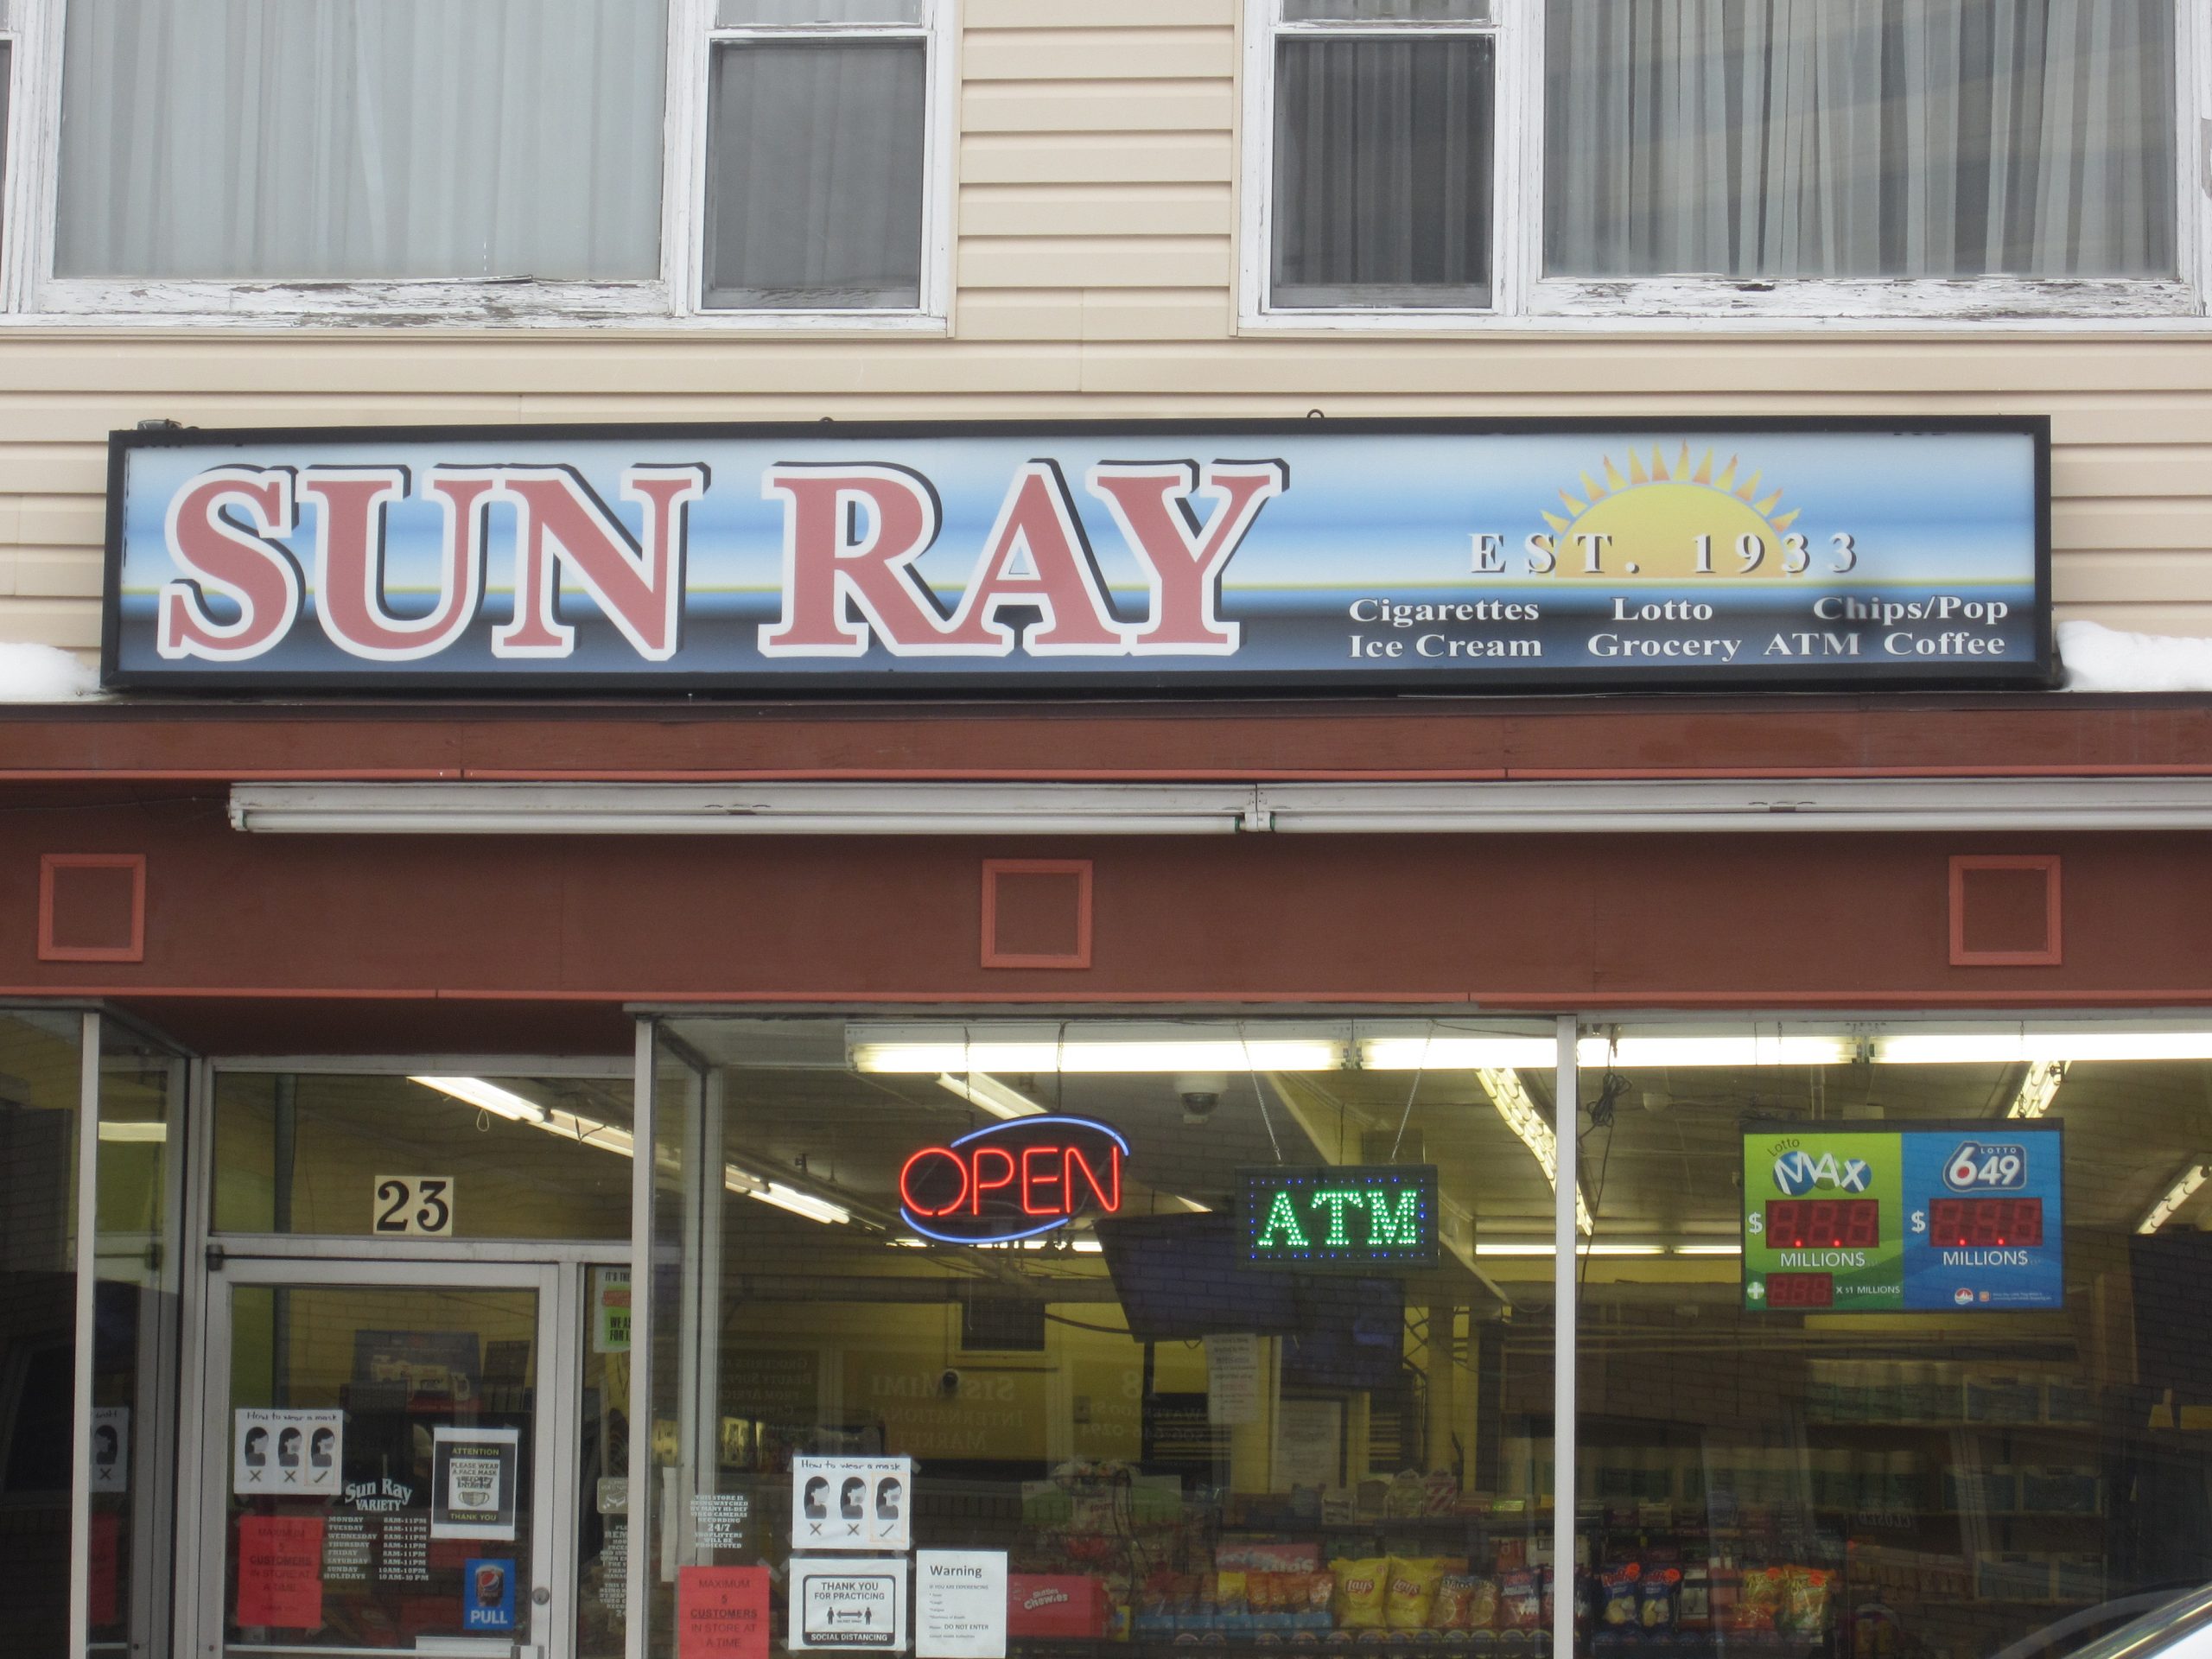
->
(969, 1147), (1017, 1215)
(157, 467), (301, 661)
(938, 462), (1127, 653)
(1088, 461), (1287, 653)
(759, 465), (950, 656)
(898, 1147), (969, 1217)
(1020, 1145), (1064, 1215)
(302, 467), (486, 661)
(491, 465), (704, 661)
(1064, 1145), (1122, 1213)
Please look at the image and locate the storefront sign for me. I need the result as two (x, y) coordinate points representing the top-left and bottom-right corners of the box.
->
(233, 1408), (344, 1497)
(236, 1515), (326, 1630)
(898, 1116), (1126, 1245)
(104, 418), (2049, 692)
(790, 1558), (908, 1650)
(791, 1455), (912, 1551)
(1240, 1165), (1440, 1269)
(916, 1550), (1008, 1659)
(1742, 1122), (2064, 1313)
(430, 1425), (520, 1540)
(680, 1565), (771, 1659)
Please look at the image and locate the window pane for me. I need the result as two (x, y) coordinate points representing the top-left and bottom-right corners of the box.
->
(1544, 0), (2177, 280)
(54, 0), (667, 281)
(649, 1016), (1560, 1659)
(719, 0), (925, 23)
(1284, 0), (1491, 19)
(213, 1071), (636, 1241)
(1272, 36), (1495, 308)
(1577, 1018), (2212, 1659)
(703, 40), (926, 310)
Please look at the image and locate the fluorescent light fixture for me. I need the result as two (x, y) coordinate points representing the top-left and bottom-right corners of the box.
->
(2140, 1164), (2209, 1235)
(1363, 1037), (1556, 1071)
(2006, 1060), (2068, 1120)
(855, 1039), (1344, 1073)
(1579, 1035), (1859, 1069)
(410, 1075), (548, 1124)
(97, 1121), (168, 1143)
(936, 1072), (1046, 1120)
(1474, 1068), (1592, 1234)
(724, 1164), (850, 1226)
(1878, 1031), (2212, 1065)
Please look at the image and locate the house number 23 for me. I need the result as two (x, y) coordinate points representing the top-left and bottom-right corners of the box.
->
(373, 1175), (455, 1236)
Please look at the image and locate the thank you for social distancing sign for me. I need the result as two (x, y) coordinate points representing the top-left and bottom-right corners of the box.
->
(790, 1558), (908, 1650)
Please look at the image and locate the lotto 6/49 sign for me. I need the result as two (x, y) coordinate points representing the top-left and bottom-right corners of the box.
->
(1742, 1122), (2063, 1313)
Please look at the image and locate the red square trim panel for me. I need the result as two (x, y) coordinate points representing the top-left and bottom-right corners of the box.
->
(982, 859), (1094, 970)
(1949, 855), (2062, 968)
(39, 853), (147, 963)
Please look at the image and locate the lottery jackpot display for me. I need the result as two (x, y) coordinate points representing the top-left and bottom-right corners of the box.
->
(1742, 1122), (2063, 1313)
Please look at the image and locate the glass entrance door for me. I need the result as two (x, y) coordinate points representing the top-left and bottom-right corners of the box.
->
(195, 1260), (567, 1659)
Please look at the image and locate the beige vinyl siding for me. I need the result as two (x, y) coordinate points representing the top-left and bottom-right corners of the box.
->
(2, 0), (2209, 657)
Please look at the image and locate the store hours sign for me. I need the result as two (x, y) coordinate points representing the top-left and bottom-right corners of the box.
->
(1741, 1122), (2063, 1313)
(103, 418), (2049, 691)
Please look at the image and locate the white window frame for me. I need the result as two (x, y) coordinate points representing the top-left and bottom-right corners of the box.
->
(1240, 0), (2212, 332)
(0, 0), (955, 330)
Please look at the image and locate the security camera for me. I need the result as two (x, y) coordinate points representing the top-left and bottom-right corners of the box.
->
(1175, 1073), (1228, 1123)
(938, 1369), (962, 1398)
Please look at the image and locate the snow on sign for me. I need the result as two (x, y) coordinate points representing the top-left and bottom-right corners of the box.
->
(791, 1559), (908, 1651)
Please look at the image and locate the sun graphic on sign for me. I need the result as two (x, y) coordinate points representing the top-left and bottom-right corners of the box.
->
(1545, 446), (1800, 581)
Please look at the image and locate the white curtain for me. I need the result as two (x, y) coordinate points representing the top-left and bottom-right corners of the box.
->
(702, 40), (925, 308)
(1271, 35), (1494, 306)
(1544, 0), (2176, 278)
(55, 0), (667, 281)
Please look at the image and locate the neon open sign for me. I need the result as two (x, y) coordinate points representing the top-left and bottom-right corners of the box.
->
(1240, 1166), (1440, 1270)
(899, 1116), (1128, 1245)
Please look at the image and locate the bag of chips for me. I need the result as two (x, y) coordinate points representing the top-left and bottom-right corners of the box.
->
(1333, 1560), (1389, 1630)
(1386, 1560), (1446, 1630)
(1499, 1573), (1542, 1633)
(1432, 1577), (1481, 1631)
(1639, 1567), (1681, 1630)
(1600, 1565), (1641, 1628)
(1217, 1574), (1251, 1618)
(1783, 1568), (1832, 1637)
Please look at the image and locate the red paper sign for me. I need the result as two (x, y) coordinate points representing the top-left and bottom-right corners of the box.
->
(679, 1564), (769, 1659)
(87, 1511), (120, 1628)
(236, 1516), (326, 1630)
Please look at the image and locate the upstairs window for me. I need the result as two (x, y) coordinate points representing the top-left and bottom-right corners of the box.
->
(1243, 0), (2194, 325)
(3, 0), (950, 325)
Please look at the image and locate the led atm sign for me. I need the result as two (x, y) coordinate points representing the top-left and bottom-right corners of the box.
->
(898, 1116), (1126, 1246)
(1240, 1166), (1440, 1271)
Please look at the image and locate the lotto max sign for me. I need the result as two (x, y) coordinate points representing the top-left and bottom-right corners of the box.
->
(102, 417), (2048, 691)
(1742, 1122), (2063, 1315)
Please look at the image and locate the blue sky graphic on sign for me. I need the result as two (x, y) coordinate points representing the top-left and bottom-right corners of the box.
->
(105, 419), (2047, 690)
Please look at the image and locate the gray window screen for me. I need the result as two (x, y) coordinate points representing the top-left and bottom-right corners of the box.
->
(1270, 35), (1495, 308)
(702, 39), (927, 310)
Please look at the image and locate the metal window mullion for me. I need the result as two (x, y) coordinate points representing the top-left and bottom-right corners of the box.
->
(68, 1009), (99, 1659)
(1551, 1012), (1577, 1659)
(173, 1055), (218, 1659)
(626, 1019), (657, 1659)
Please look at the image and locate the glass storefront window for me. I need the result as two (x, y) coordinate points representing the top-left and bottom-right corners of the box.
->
(1573, 1019), (2212, 1659)
(646, 1017), (1560, 1659)
(0, 1010), (87, 1656)
(213, 1068), (636, 1241)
